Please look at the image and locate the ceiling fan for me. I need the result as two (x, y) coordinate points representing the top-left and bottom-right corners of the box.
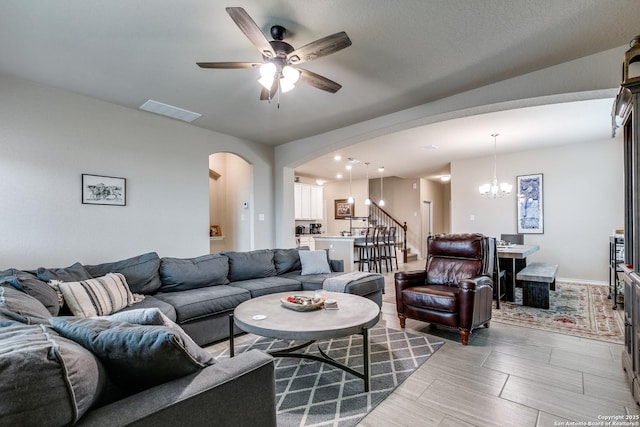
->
(197, 7), (352, 100)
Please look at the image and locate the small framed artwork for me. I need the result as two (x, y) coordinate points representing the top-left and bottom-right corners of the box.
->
(334, 199), (354, 219)
(82, 174), (126, 206)
(210, 225), (222, 236)
(517, 173), (543, 234)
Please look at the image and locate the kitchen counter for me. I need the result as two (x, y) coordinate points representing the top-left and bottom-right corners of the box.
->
(313, 235), (362, 272)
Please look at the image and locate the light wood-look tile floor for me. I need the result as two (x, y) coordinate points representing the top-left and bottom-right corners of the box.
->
(358, 259), (640, 427)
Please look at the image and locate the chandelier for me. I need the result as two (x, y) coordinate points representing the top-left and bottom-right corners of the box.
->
(479, 133), (512, 198)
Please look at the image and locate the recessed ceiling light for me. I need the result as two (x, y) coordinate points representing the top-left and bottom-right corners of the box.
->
(440, 175), (451, 182)
(334, 155), (342, 161)
(423, 145), (438, 150)
(140, 100), (202, 123)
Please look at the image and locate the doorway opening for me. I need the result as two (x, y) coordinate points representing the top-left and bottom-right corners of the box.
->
(209, 152), (253, 253)
(421, 200), (433, 258)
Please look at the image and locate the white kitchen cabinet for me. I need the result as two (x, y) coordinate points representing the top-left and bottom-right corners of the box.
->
(296, 235), (315, 250)
(294, 183), (323, 220)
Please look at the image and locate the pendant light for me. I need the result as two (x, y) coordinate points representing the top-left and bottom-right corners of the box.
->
(364, 162), (371, 205)
(479, 133), (512, 198)
(378, 166), (385, 206)
(347, 164), (354, 204)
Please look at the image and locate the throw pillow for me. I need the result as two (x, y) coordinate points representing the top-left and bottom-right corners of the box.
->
(35, 262), (92, 283)
(0, 323), (105, 426)
(84, 252), (162, 294)
(55, 273), (139, 317)
(105, 307), (173, 327)
(0, 284), (51, 324)
(49, 316), (215, 392)
(159, 253), (229, 292)
(273, 248), (302, 275)
(299, 250), (332, 275)
(0, 269), (60, 316)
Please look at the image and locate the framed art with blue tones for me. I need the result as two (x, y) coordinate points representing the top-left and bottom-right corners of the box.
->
(517, 173), (543, 234)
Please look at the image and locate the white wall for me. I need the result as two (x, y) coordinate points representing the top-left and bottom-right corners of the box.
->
(451, 138), (624, 283)
(0, 74), (274, 269)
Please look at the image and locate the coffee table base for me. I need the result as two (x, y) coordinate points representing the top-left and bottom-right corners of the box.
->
(229, 314), (370, 392)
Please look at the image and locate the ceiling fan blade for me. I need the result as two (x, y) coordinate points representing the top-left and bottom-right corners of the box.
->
(225, 7), (275, 59)
(297, 68), (342, 93)
(287, 32), (352, 65)
(197, 62), (260, 69)
(259, 80), (279, 101)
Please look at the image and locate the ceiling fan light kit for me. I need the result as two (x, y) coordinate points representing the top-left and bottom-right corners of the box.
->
(197, 7), (351, 102)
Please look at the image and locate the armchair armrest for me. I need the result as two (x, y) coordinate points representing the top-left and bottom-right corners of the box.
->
(459, 275), (494, 331)
(394, 270), (426, 312)
(77, 350), (276, 427)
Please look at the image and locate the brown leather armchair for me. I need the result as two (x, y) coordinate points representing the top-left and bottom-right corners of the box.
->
(394, 233), (495, 345)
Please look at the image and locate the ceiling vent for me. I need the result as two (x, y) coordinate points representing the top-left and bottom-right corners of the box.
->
(139, 100), (202, 123)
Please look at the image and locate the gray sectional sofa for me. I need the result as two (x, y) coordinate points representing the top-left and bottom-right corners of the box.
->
(0, 247), (385, 426)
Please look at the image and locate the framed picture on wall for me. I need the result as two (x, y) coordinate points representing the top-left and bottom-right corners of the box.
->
(82, 174), (126, 206)
(334, 199), (354, 219)
(517, 173), (543, 234)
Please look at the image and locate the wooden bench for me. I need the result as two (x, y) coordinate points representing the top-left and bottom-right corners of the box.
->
(516, 262), (558, 309)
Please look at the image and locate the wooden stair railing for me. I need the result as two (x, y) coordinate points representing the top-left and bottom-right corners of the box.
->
(367, 201), (408, 263)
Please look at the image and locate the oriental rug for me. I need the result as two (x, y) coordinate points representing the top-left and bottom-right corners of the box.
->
(492, 282), (624, 344)
(211, 325), (444, 427)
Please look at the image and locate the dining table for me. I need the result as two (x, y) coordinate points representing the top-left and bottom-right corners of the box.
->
(496, 244), (540, 305)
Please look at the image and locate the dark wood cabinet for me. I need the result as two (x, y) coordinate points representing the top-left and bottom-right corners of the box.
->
(620, 266), (639, 403)
(614, 37), (640, 404)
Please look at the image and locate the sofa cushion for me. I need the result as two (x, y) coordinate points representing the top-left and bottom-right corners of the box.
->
(273, 248), (302, 275)
(84, 252), (162, 295)
(54, 273), (138, 317)
(35, 262), (92, 282)
(49, 316), (215, 392)
(0, 284), (51, 324)
(299, 250), (332, 275)
(159, 253), (229, 292)
(155, 285), (250, 323)
(229, 276), (302, 298)
(223, 249), (276, 281)
(0, 269), (60, 316)
(0, 323), (105, 426)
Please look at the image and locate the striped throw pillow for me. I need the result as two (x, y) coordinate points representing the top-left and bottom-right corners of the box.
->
(56, 273), (135, 317)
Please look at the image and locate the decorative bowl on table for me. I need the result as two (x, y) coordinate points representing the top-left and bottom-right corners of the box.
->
(280, 295), (324, 311)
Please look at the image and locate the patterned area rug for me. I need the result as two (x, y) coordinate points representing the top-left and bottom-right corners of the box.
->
(212, 325), (444, 427)
(492, 282), (624, 344)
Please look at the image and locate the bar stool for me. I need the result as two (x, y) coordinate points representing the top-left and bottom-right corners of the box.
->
(354, 227), (375, 271)
(372, 226), (387, 272)
(385, 226), (398, 271)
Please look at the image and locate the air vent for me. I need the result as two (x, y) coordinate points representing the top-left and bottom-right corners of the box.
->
(140, 100), (202, 123)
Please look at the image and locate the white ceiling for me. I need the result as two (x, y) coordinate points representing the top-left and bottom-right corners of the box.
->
(1, 1), (638, 181)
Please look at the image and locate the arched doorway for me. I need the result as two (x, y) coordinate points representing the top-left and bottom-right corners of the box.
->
(209, 152), (253, 253)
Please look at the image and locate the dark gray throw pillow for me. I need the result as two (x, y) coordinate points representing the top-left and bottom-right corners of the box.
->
(0, 269), (60, 315)
(223, 249), (276, 281)
(84, 252), (162, 295)
(273, 248), (302, 275)
(159, 253), (229, 292)
(36, 262), (91, 283)
(49, 316), (215, 392)
(0, 284), (51, 324)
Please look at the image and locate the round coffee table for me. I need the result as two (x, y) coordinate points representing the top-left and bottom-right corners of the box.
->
(230, 291), (380, 391)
